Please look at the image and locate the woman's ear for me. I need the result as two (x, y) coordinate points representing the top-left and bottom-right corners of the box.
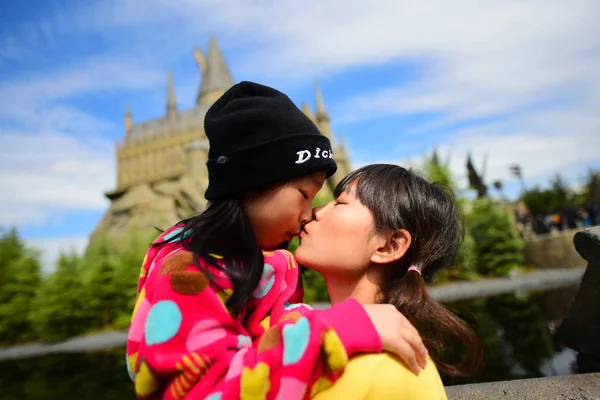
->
(370, 229), (412, 264)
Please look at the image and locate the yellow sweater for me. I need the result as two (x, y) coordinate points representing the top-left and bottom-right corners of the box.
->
(312, 353), (448, 400)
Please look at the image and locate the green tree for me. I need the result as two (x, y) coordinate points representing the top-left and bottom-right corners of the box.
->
(549, 174), (569, 210)
(30, 251), (91, 342)
(0, 228), (42, 344)
(112, 230), (159, 328)
(522, 171), (597, 216)
(286, 190), (333, 303)
(421, 151), (478, 282)
(83, 240), (121, 329)
(421, 148), (455, 190)
(467, 199), (524, 277)
(522, 187), (556, 215)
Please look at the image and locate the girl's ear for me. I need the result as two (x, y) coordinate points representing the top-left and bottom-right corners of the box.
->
(370, 229), (411, 265)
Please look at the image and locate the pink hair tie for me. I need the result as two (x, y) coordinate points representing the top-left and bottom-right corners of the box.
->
(407, 265), (422, 276)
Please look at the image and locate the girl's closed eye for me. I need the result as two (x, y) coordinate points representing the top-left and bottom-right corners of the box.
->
(299, 190), (309, 200)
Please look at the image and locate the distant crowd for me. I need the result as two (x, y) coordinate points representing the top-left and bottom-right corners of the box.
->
(515, 202), (599, 236)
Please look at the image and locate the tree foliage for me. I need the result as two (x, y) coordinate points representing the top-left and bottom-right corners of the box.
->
(0, 227), (159, 345)
(29, 251), (91, 342)
(467, 199), (524, 277)
(421, 152), (479, 281)
(0, 228), (41, 344)
(522, 171), (596, 215)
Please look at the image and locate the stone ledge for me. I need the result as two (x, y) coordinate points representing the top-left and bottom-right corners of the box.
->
(574, 226), (600, 265)
(445, 373), (600, 400)
(559, 226), (600, 364)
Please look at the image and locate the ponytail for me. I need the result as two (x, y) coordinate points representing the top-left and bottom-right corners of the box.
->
(379, 264), (482, 376)
(335, 164), (483, 377)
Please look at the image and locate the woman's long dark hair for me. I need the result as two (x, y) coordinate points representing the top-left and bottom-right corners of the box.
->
(154, 198), (264, 316)
(335, 164), (482, 377)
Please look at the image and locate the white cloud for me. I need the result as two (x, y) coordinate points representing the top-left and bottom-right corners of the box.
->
(0, 129), (114, 227)
(0, 56), (164, 112)
(25, 236), (89, 274)
(349, 103), (600, 198)
(2, 0), (598, 231)
(0, 47), (167, 229)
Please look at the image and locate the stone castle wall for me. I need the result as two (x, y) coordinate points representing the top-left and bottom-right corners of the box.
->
(524, 228), (588, 269)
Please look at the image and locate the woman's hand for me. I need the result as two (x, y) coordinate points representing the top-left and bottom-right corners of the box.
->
(362, 304), (428, 375)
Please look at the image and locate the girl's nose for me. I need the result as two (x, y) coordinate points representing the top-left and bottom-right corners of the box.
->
(313, 202), (331, 221)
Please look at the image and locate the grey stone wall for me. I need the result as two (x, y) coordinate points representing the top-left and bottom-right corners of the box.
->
(446, 373), (600, 400)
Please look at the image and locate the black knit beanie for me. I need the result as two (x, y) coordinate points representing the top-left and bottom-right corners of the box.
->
(204, 81), (337, 200)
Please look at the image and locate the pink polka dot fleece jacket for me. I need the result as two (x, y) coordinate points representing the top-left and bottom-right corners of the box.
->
(126, 224), (382, 399)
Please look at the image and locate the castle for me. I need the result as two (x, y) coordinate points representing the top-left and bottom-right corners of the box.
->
(91, 37), (353, 243)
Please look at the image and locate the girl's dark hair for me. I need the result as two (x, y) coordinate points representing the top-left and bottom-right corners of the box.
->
(154, 198), (264, 317)
(335, 164), (482, 377)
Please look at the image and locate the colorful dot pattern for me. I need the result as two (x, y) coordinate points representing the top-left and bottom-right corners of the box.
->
(126, 246), (356, 400)
(145, 300), (182, 345)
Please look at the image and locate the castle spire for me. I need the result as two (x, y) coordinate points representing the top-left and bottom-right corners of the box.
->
(315, 81), (329, 121)
(301, 101), (316, 123)
(194, 46), (207, 74)
(314, 81), (336, 146)
(167, 70), (177, 117)
(125, 105), (132, 132)
(196, 36), (234, 105)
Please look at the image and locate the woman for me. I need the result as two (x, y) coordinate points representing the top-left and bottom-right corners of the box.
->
(295, 164), (482, 399)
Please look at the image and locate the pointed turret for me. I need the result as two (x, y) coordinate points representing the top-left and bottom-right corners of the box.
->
(314, 81), (336, 146)
(196, 36), (234, 105)
(167, 70), (177, 117)
(301, 101), (316, 123)
(338, 132), (348, 151)
(315, 81), (329, 121)
(125, 106), (132, 133)
(328, 131), (352, 188)
(194, 46), (207, 74)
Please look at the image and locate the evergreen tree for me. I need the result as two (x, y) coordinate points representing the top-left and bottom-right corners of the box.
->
(522, 187), (557, 215)
(550, 173), (569, 210)
(467, 199), (524, 277)
(83, 240), (120, 329)
(0, 228), (42, 344)
(422, 148), (455, 190)
(30, 251), (91, 342)
(421, 152), (478, 282)
(112, 230), (158, 328)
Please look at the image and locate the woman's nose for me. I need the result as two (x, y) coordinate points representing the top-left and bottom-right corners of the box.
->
(313, 203), (329, 221)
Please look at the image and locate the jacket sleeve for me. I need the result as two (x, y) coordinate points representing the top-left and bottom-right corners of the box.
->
(130, 249), (381, 400)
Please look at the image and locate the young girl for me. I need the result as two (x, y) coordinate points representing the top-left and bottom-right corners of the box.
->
(126, 82), (427, 399)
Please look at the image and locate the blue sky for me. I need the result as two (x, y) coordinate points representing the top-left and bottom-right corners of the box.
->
(1, 0), (599, 271)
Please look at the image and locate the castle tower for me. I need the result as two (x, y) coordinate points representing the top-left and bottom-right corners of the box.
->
(195, 36), (234, 106)
(185, 139), (210, 182)
(309, 82), (352, 191)
(166, 70), (177, 117)
(301, 101), (316, 124)
(124, 105), (132, 132)
(91, 38), (353, 245)
(314, 81), (336, 147)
